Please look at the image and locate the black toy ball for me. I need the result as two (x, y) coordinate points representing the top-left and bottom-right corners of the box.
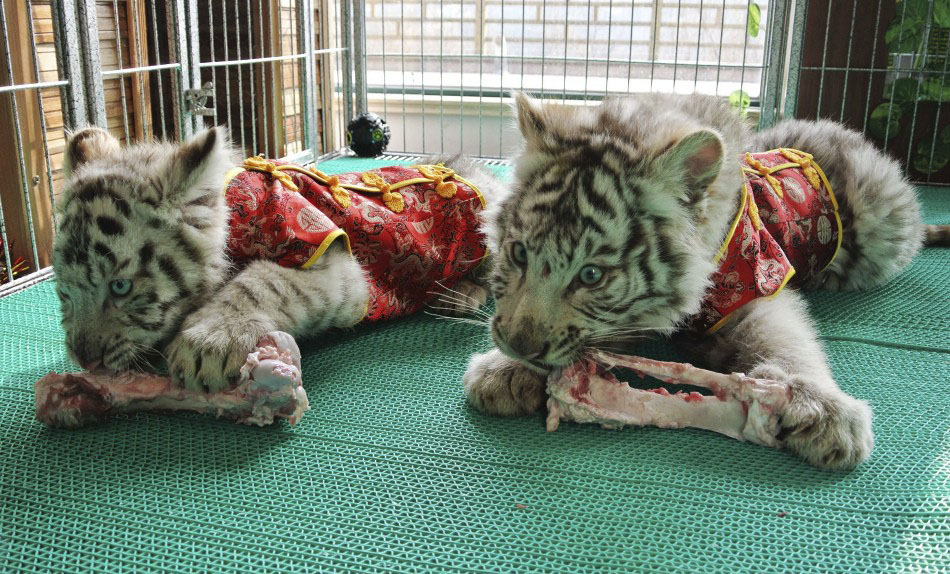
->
(346, 112), (391, 157)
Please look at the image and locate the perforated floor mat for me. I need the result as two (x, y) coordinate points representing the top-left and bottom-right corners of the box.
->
(0, 159), (947, 573)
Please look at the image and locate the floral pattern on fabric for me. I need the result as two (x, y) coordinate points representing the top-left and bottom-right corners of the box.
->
(225, 163), (487, 322)
(693, 148), (842, 333)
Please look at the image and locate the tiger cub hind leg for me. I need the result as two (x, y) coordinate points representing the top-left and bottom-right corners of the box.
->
(752, 119), (926, 291)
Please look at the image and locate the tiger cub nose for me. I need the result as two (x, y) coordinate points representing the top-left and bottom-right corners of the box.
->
(79, 359), (102, 371)
(69, 342), (101, 371)
(508, 333), (550, 361)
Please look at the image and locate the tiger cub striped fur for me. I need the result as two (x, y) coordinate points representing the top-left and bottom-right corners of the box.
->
(53, 127), (500, 391)
(464, 92), (933, 470)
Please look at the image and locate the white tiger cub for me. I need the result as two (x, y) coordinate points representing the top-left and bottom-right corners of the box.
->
(53, 126), (500, 391)
(464, 92), (940, 470)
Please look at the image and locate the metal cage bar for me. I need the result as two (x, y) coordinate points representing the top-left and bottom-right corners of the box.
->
(75, 0), (106, 126)
(0, 0), (78, 290)
(359, 0), (775, 157)
(793, 0), (950, 184)
(0, 0), (354, 296)
(0, 0), (945, 299)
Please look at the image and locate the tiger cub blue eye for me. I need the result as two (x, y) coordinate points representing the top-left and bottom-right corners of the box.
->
(578, 265), (604, 285)
(109, 279), (133, 297)
(512, 241), (528, 265)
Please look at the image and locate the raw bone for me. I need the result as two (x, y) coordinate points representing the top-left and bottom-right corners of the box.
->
(35, 332), (309, 429)
(545, 350), (791, 447)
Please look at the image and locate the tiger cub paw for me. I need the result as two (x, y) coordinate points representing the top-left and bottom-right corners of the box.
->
(166, 309), (272, 392)
(754, 366), (875, 470)
(463, 348), (547, 416)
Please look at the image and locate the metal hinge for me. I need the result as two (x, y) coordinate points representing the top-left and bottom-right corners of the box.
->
(184, 82), (215, 116)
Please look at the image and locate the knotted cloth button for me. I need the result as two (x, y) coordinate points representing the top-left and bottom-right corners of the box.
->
(243, 157), (299, 192)
(434, 177), (457, 198)
(381, 183), (405, 213)
(361, 171), (387, 188)
(416, 164), (455, 180)
(745, 153), (783, 198)
(780, 148), (822, 191)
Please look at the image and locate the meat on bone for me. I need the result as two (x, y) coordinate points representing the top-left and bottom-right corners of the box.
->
(546, 350), (791, 447)
(35, 332), (309, 429)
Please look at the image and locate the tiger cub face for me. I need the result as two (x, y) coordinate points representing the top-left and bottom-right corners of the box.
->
(53, 127), (234, 371)
(485, 93), (745, 369)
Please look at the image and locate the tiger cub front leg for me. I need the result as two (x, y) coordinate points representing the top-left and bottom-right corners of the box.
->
(167, 247), (369, 391)
(706, 290), (874, 469)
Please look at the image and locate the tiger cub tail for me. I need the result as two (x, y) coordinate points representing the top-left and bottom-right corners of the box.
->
(925, 224), (950, 247)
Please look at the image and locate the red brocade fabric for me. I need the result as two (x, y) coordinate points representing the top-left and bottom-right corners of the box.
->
(224, 163), (487, 322)
(693, 149), (842, 333)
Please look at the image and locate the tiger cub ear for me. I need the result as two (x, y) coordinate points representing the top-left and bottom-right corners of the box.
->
(654, 129), (724, 206)
(513, 91), (547, 147)
(63, 127), (120, 177)
(163, 126), (234, 204)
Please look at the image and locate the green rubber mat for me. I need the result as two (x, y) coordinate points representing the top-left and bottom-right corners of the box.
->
(1, 158), (947, 573)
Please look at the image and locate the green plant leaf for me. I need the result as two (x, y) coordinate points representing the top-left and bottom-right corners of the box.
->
(729, 90), (751, 117)
(885, 16), (923, 53)
(912, 127), (950, 174)
(920, 78), (950, 103)
(895, 0), (932, 22)
(868, 103), (903, 141)
(747, 3), (761, 38)
(888, 77), (921, 103)
(934, 0), (950, 28)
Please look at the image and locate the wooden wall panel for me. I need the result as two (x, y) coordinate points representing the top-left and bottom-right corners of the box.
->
(0, 0), (161, 277)
(0, 0), (334, 281)
(0, 1), (58, 272)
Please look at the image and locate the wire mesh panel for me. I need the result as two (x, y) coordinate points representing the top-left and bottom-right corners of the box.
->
(790, 0), (949, 184)
(361, 0), (776, 157)
(0, 0), (69, 291)
(97, 0), (182, 143)
(195, 0), (349, 163)
(0, 0), (202, 296)
(0, 0), (943, 299)
(0, 0), (351, 297)
(81, 0), (352, 161)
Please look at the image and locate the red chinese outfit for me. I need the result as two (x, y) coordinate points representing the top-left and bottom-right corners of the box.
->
(223, 159), (487, 322)
(694, 148), (842, 333)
